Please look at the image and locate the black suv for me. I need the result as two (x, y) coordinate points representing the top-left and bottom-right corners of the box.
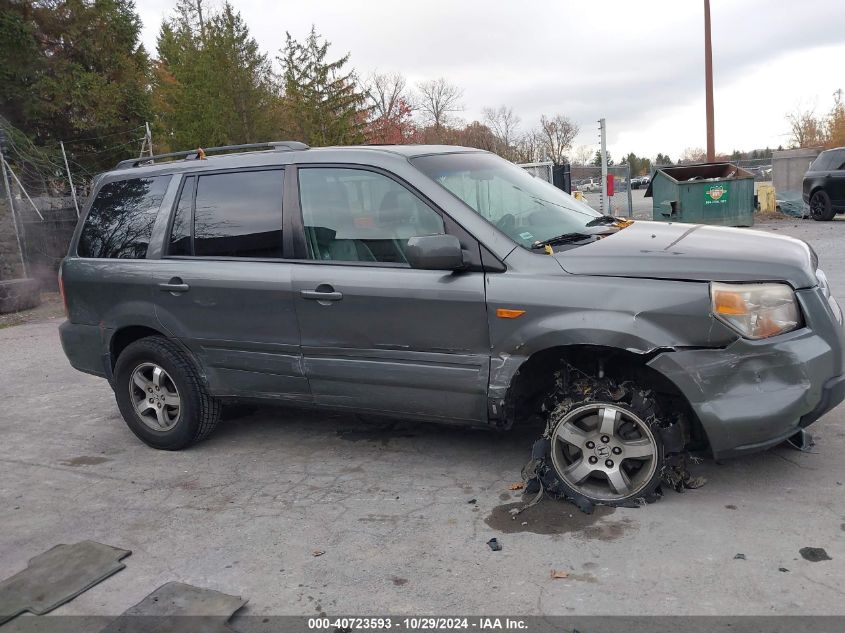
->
(804, 147), (845, 221)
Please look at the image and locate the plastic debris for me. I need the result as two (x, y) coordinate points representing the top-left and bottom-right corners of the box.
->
(550, 570), (570, 579)
(799, 547), (831, 562)
(312, 550), (325, 557)
(486, 538), (502, 552)
(786, 429), (815, 452)
(508, 482), (525, 491)
(734, 553), (746, 560)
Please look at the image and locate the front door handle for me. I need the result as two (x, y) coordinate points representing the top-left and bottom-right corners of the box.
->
(159, 277), (190, 294)
(300, 289), (343, 301)
(301, 283), (343, 303)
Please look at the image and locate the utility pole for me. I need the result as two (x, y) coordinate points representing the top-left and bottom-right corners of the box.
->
(599, 118), (608, 214)
(0, 140), (28, 278)
(704, 0), (715, 161)
(60, 141), (80, 217)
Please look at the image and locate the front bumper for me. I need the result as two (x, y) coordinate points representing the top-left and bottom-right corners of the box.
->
(647, 287), (845, 459)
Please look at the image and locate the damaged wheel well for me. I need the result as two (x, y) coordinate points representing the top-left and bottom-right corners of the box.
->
(504, 345), (710, 451)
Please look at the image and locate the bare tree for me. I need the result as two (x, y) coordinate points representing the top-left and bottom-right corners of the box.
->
(572, 144), (594, 166)
(538, 114), (578, 165)
(365, 71), (410, 121)
(786, 106), (826, 149)
(416, 77), (464, 128)
(512, 131), (542, 164)
(483, 105), (521, 159)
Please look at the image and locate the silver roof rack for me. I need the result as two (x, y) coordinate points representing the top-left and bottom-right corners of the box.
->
(114, 141), (309, 169)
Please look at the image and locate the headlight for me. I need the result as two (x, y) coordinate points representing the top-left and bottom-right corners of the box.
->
(711, 282), (802, 339)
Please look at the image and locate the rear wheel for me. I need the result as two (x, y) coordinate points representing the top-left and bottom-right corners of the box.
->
(810, 190), (835, 221)
(113, 336), (221, 450)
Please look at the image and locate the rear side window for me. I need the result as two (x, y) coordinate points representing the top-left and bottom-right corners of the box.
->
(167, 170), (284, 258)
(832, 150), (845, 171)
(77, 176), (171, 259)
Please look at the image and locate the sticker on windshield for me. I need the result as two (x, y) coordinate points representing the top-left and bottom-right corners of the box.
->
(519, 231), (534, 240)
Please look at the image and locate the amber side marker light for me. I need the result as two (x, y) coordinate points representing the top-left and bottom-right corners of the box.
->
(496, 308), (525, 319)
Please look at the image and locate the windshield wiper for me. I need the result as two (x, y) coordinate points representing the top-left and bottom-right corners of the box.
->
(585, 214), (618, 227)
(531, 232), (597, 249)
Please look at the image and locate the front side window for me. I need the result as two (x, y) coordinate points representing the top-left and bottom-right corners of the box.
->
(167, 170), (284, 258)
(298, 168), (445, 263)
(78, 175), (171, 259)
(412, 152), (601, 249)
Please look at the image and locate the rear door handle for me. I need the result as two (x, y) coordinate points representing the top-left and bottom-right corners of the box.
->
(300, 290), (343, 301)
(159, 278), (190, 294)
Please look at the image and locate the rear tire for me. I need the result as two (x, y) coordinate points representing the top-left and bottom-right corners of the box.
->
(535, 375), (666, 506)
(113, 336), (221, 450)
(810, 190), (835, 221)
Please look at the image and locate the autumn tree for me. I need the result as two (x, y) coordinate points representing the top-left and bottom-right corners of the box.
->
(416, 77), (463, 129)
(826, 89), (845, 149)
(279, 26), (367, 146)
(155, 1), (279, 150)
(364, 72), (417, 144)
(456, 121), (498, 152)
(680, 147), (707, 164)
(0, 0), (152, 172)
(786, 106), (826, 149)
(538, 114), (578, 165)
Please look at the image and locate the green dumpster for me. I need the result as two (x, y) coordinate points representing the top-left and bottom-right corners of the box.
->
(645, 162), (755, 227)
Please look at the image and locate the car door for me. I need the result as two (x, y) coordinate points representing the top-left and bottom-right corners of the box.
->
(152, 168), (309, 402)
(829, 150), (845, 207)
(289, 165), (490, 422)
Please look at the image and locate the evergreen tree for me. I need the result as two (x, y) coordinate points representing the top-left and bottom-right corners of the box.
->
(279, 27), (366, 146)
(0, 0), (152, 172)
(154, 1), (279, 151)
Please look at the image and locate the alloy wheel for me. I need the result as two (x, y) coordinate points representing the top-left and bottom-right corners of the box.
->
(129, 362), (182, 431)
(550, 403), (659, 502)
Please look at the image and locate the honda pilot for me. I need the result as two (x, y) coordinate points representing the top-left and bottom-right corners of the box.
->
(59, 142), (845, 505)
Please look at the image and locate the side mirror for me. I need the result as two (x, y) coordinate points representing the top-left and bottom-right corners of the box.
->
(406, 234), (465, 271)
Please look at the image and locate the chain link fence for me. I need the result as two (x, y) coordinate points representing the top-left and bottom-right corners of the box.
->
(0, 117), (105, 293)
(571, 164), (633, 217)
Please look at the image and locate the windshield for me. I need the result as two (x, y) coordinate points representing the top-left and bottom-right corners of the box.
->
(412, 152), (602, 248)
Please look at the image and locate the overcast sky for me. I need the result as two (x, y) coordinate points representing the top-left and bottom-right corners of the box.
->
(136, 0), (845, 160)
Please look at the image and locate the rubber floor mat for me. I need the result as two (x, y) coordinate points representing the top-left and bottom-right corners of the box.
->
(99, 582), (246, 633)
(0, 541), (131, 625)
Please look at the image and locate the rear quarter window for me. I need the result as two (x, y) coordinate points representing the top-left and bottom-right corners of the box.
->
(77, 175), (171, 259)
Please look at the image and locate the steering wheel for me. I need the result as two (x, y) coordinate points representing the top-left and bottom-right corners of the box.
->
(495, 214), (516, 231)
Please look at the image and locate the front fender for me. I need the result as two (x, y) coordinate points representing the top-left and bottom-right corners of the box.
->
(485, 272), (737, 399)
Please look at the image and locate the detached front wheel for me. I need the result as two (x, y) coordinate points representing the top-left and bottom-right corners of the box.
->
(548, 403), (662, 503)
(535, 378), (667, 505)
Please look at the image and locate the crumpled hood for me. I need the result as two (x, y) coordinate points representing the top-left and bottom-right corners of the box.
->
(555, 221), (818, 288)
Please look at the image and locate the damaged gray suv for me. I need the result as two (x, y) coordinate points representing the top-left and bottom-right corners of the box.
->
(59, 142), (845, 505)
